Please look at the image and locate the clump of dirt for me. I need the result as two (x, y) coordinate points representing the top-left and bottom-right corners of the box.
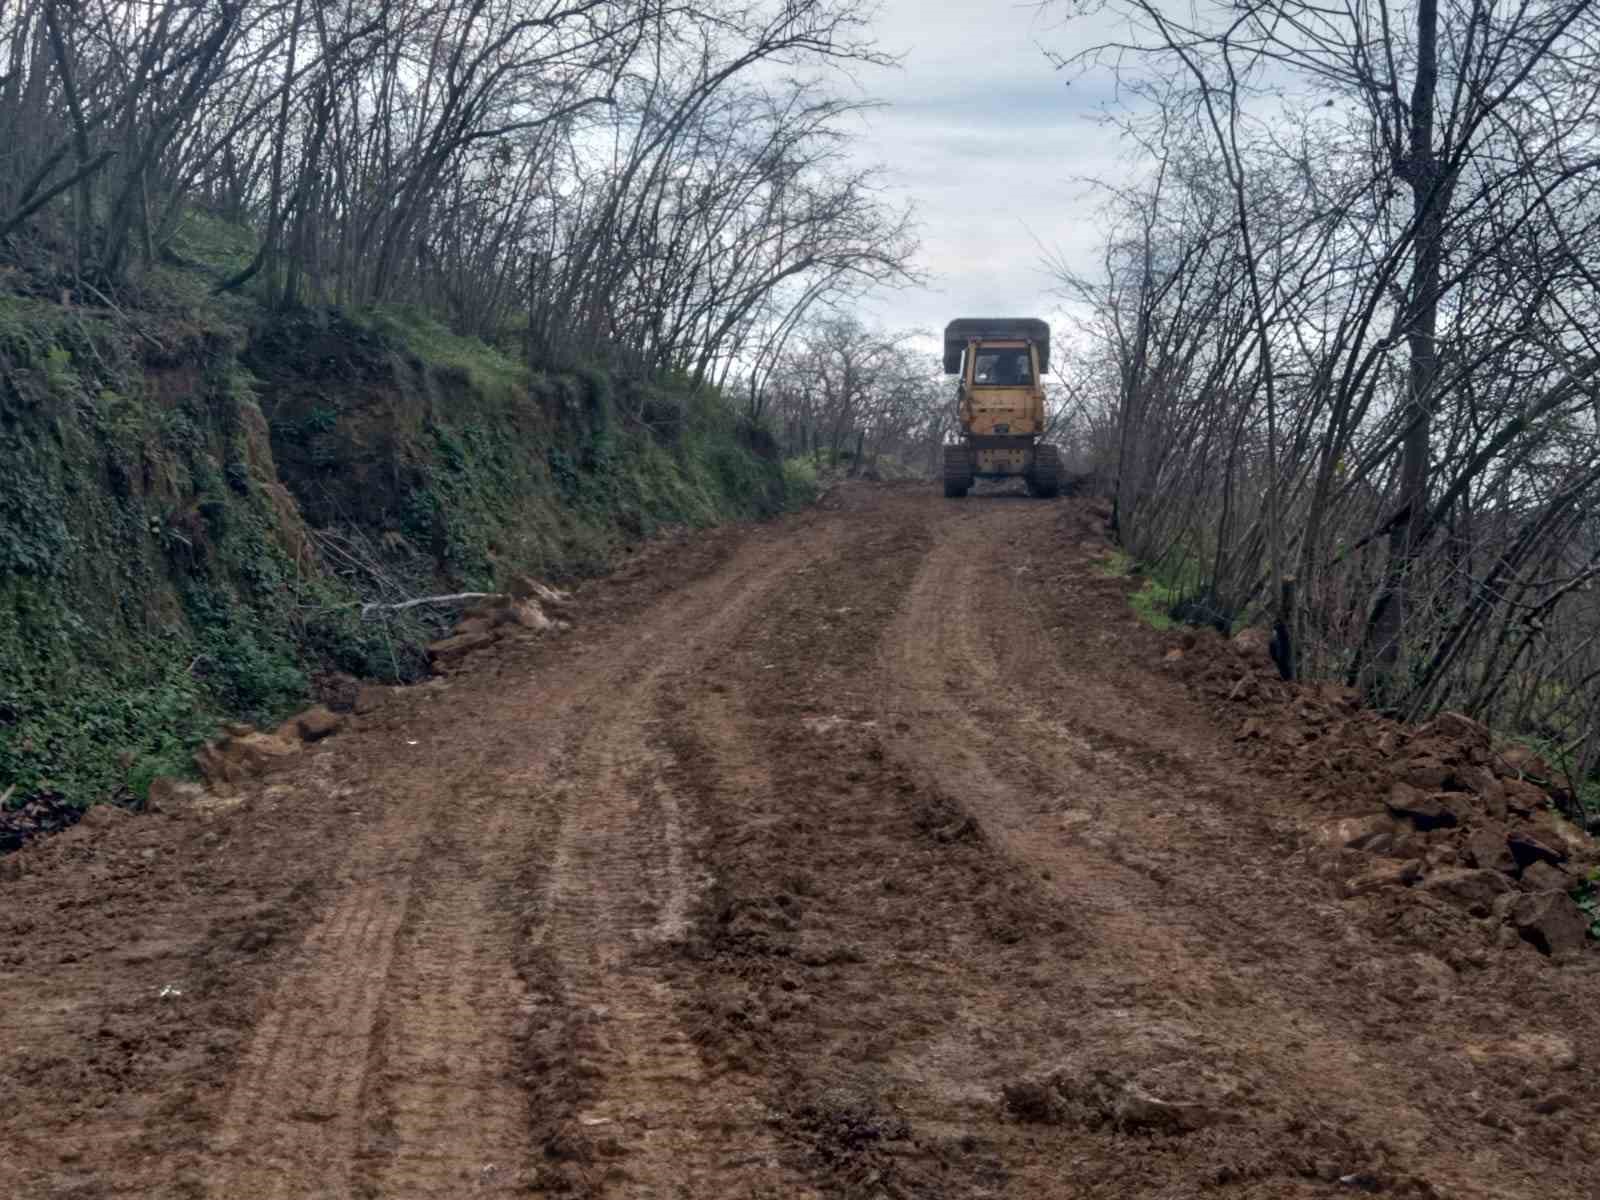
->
(1164, 628), (1599, 959)
(790, 1087), (911, 1164)
(771, 1082), (928, 1199)
(1002, 1068), (1230, 1134)
(999, 1067), (1447, 1196)
(909, 783), (985, 845)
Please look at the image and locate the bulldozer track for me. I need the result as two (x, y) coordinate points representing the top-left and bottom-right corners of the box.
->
(941, 443), (973, 497)
(1028, 441), (1061, 497)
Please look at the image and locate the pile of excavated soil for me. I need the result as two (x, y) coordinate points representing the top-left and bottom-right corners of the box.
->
(1166, 629), (1598, 960)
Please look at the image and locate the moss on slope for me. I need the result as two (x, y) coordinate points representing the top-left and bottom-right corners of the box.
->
(0, 294), (790, 815)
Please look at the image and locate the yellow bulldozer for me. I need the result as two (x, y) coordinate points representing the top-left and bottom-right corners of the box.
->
(941, 317), (1059, 498)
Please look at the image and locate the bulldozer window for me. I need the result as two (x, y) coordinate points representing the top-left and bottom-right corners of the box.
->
(973, 349), (1031, 386)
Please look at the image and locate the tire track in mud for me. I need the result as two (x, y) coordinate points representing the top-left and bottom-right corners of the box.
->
(203, 517), (844, 1200)
(352, 774), (548, 1198)
(873, 498), (1548, 1197)
(506, 519), (849, 1199)
(206, 817), (423, 1198)
(876, 506), (1417, 1135)
(656, 500), (1032, 1196)
(665, 492), (1446, 1198)
(204, 734), (568, 1198)
(523, 711), (788, 1198)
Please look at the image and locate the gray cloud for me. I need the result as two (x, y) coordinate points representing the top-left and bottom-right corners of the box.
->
(837, 0), (1135, 348)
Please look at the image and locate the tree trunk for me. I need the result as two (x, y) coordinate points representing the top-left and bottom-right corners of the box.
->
(42, 0), (92, 281)
(1361, 0), (1440, 708)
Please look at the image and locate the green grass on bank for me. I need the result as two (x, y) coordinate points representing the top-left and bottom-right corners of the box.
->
(1095, 549), (1175, 632)
(353, 305), (531, 403)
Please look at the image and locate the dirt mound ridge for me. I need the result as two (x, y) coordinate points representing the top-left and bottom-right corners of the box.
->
(1166, 631), (1598, 958)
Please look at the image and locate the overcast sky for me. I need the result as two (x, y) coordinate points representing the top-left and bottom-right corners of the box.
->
(832, 0), (1139, 350)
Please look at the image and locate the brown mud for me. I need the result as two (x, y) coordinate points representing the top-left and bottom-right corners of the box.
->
(2, 484), (1596, 1199)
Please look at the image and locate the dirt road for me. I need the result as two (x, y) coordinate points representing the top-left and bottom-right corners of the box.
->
(2, 485), (1596, 1199)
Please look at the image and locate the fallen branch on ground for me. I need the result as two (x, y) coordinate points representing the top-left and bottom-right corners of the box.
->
(359, 592), (499, 619)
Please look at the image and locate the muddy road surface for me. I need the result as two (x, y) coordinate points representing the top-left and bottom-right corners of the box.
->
(3, 484), (1597, 1199)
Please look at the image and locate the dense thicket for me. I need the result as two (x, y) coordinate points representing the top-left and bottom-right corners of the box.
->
(0, 0), (914, 373)
(1051, 0), (1600, 804)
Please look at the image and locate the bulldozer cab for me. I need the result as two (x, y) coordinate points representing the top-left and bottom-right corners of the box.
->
(970, 345), (1033, 387)
(966, 345), (1030, 387)
(945, 320), (1049, 435)
(943, 318), (1050, 376)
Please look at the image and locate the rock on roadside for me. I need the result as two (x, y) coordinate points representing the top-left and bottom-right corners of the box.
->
(195, 731), (300, 787)
(1509, 891), (1589, 957)
(280, 705), (345, 742)
(1419, 868), (1513, 916)
(426, 629), (496, 665)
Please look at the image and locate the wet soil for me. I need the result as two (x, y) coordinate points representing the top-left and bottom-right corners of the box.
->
(2, 484), (1597, 1199)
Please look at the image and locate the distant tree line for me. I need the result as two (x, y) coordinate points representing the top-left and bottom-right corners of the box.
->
(752, 314), (950, 477)
(0, 0), (915, 378)
(1050, 0), (1600, 807)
